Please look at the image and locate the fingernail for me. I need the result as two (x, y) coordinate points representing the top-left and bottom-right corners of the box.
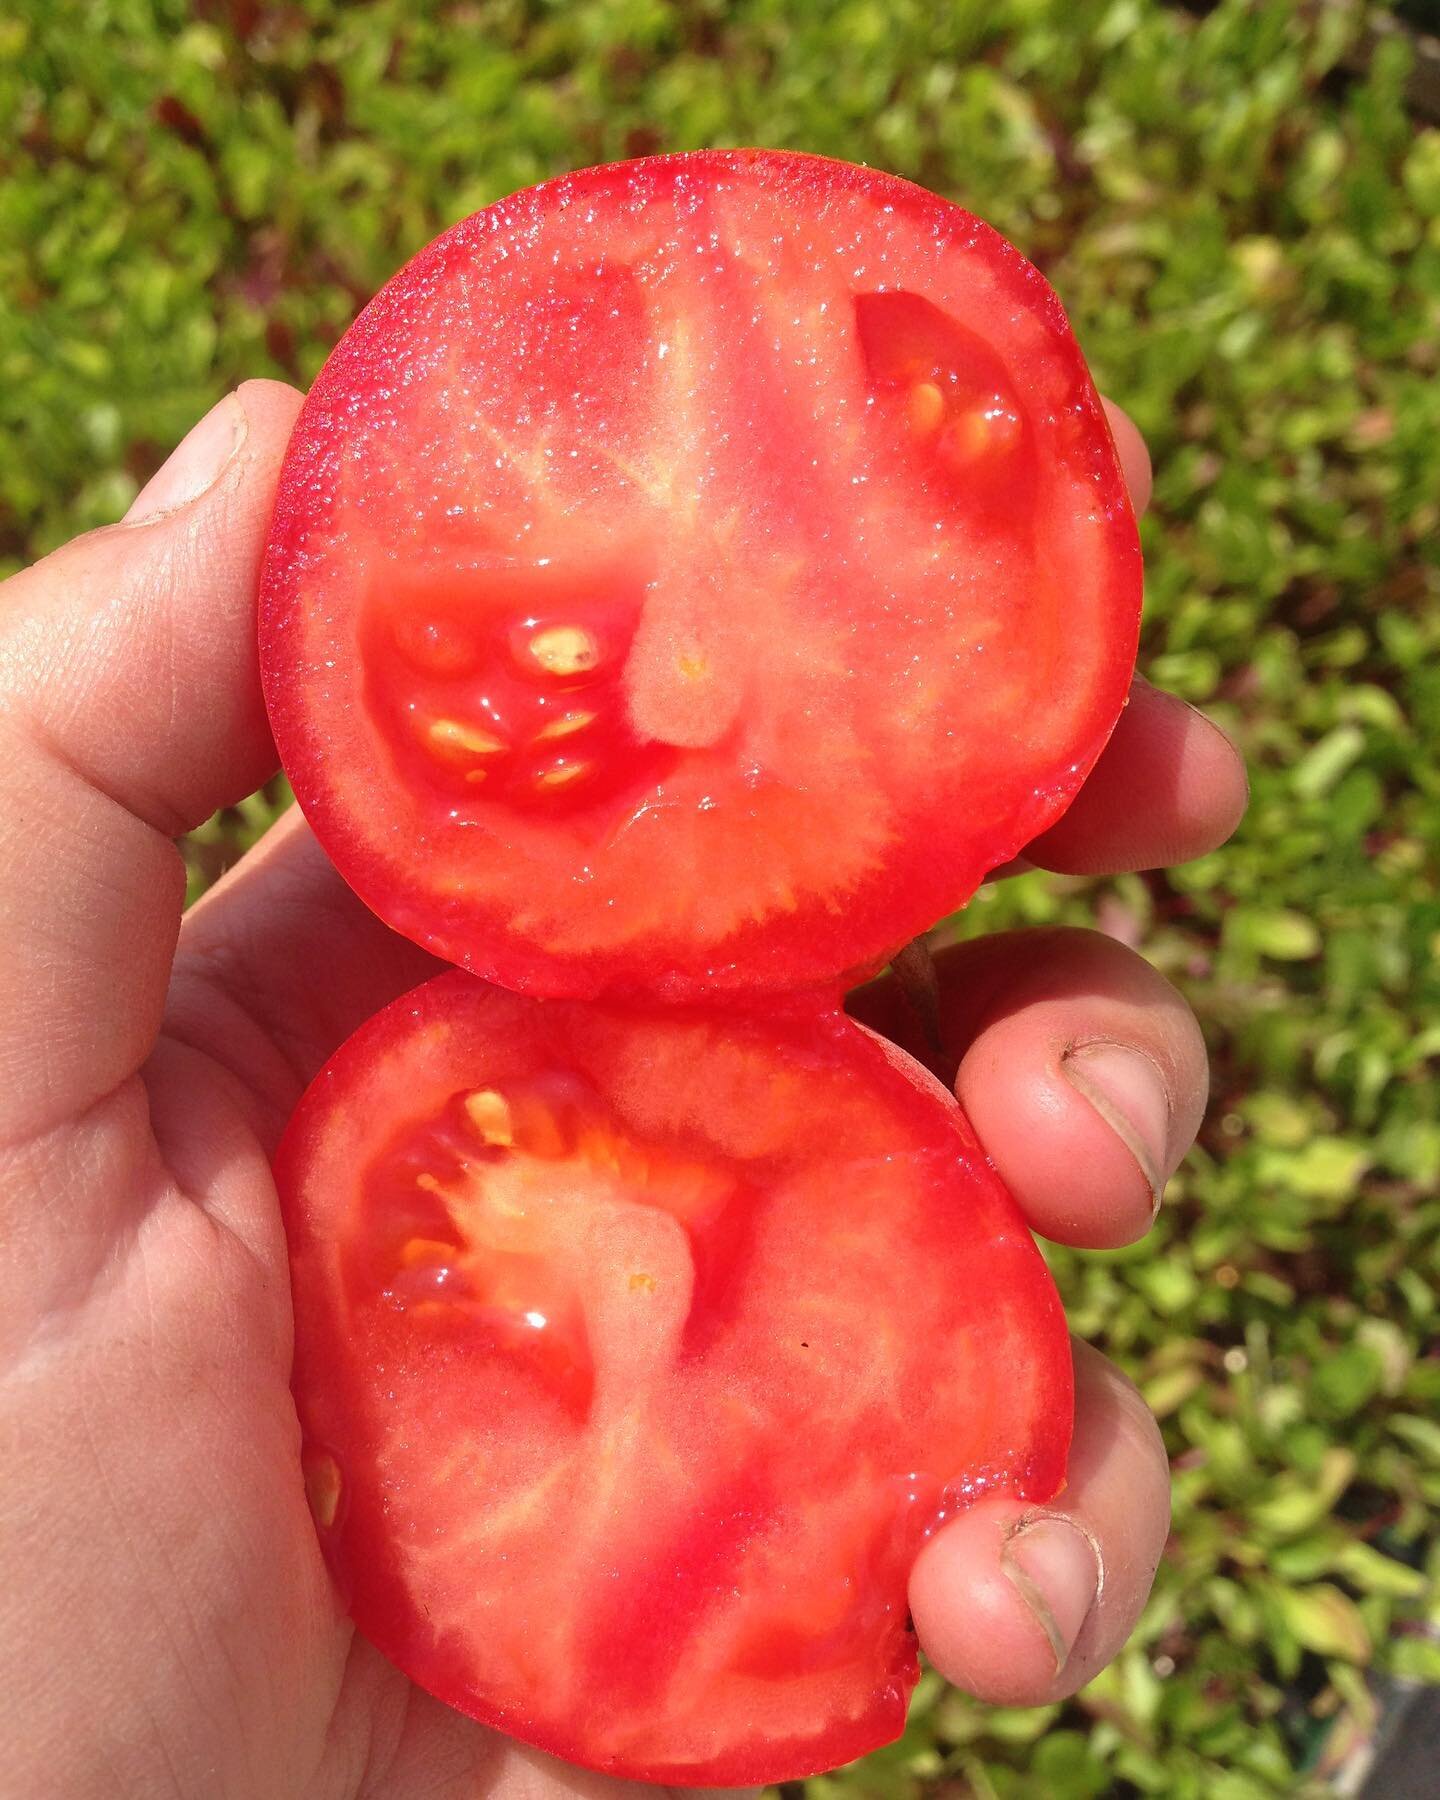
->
(1182, 695), (1248, 782)
(124, 394), (247, 523)
(1062, 1041), (1172, 1211)
(1000, 1516), (1101, 1675)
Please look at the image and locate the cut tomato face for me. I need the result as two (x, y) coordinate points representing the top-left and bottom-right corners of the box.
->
(278, 973), (1072, 1786)
(261, 149), (1141, 998)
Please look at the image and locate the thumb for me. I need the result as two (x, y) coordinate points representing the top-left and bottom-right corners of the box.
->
(0, 380), (302, 1149)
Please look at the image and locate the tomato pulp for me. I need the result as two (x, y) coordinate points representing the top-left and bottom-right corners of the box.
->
(261, 150), (1141, 998)
(280, 974), (1072, 1785)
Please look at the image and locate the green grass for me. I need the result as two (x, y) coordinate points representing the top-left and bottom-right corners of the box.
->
(4, 3), (1437, 1794)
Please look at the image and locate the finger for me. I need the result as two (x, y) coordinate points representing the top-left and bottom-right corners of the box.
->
(166, 808), (444, 1148)
(849, 928), (1208, 1248)
(1025, 675), (1246, 875)
(1100, 396), (1152, 516)
(909, 1338), (1169, 1706)
(0, 381), (302, 1146)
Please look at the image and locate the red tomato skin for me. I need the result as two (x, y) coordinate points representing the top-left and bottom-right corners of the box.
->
(261, 149), (1141, 1001)
(277, 973), (1072, 1786)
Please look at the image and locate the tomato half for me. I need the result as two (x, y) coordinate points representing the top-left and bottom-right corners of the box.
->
(279, 973), (1071, 1786)
(261, 149), (1140, 998)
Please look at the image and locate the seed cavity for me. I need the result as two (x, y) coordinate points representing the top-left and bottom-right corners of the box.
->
(628, 1272), (657, 1293)
(527, 625), (601, 678)
(465, 1089), (515, 1147)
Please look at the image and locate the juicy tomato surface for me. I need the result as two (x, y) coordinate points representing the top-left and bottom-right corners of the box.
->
(280, 972), (1072, 1786)
(261, 149), (1141, 999)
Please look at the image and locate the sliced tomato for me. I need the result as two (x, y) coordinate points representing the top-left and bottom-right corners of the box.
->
(278, 973), (1071, 1786)
(260, 149), (1140, 998)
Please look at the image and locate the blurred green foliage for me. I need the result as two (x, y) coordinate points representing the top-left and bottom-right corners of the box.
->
(3, 1), (1437, 1794)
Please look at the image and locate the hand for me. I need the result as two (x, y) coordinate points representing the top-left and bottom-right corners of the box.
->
(0, 384), (1245, 1799)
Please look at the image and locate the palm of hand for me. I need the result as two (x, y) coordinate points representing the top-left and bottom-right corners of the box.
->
(0, 382), (1241, 1800)
(20, 1025), (725, 1800)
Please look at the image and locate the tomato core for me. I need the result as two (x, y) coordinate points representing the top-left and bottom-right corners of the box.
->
(361, 558), (669, 817)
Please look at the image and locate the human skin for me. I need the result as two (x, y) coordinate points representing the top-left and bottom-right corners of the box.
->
(0, 381), (1245, 1799)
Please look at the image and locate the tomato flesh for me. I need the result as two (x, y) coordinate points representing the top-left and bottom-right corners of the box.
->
(279, 974), (1072, 1785)
(261, 149), (1141, 998)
